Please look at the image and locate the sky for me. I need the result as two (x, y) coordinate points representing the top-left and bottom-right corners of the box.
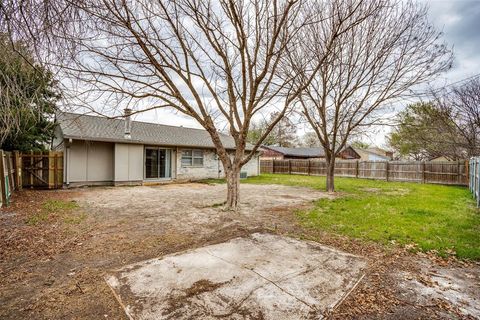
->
(426, 0), (480, 84)
(355, 0), (480, 147)
(121, 1), (480, 148)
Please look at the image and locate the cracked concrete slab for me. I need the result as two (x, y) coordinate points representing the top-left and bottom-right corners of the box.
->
(106, 233), (366, 319)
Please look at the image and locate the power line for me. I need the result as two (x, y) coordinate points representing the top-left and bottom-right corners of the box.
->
(429, 73), (480, 93)
(410, 73), (480, 99)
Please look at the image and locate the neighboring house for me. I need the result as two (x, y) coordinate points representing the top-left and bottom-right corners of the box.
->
(353, 147), (393, 161)
(260, 146), (360, 160)
(430, 156), (455, 162)
(53, 111), (260, 187)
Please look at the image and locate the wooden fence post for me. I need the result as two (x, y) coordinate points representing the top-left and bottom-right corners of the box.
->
(29, 151), (34, 187)
(288, 160), (291, 174)
(308, 160), (311, 175)
(15, 152), (22, 190)
(422, 161), (426, 184)
(356, 160), (359, 178)
(13, 151), (19, 190)
(0, 150), (7, 207)
(457, 160), (461, 185)
(5, 152), (13, 193)
(385, 161), (389, 181)
(54, 153), (58, 189)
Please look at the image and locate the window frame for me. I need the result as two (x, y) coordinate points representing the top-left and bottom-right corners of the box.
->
(144, 147), (172, 180)
(181, 149), (204, 167)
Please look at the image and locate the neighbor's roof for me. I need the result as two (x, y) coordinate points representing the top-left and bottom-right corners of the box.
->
(429, 155), (455, 161)
(261, 146), (326, 158)
(353, 147), (391, 160)
(56, 112), (253, 150)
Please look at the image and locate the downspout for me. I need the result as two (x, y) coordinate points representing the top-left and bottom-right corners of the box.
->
(175, 146), (178, 179)
(65, 138), (71, 187)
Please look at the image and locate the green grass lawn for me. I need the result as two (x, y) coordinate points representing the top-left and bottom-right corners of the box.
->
(242, 174), (480, 260)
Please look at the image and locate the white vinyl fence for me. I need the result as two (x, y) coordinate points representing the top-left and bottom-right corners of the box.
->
(469, 157), (480, 207)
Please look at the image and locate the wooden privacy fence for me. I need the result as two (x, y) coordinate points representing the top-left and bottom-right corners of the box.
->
(0, 150), (63, 208)
(469, 157), (480, 207)
(260, 159), (468, 186)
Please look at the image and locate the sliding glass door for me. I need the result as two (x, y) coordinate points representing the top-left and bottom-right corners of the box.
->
(145, 148), (171, 179)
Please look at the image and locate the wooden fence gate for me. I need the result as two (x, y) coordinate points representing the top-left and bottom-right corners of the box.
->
(469, 157), (480, 207)
(21, 151), (63, 189)
(0, 150), (63, 207)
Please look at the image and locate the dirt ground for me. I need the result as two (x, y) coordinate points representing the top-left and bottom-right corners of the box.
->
(0, 183), (479, 319)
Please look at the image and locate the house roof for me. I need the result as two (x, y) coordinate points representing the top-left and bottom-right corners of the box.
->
(261, 146), (326, 158)
(352, 147), (391, 160)
(56, 112), (252, 150)
(429, 155), (455, 161)
(366, 147), (390, 156)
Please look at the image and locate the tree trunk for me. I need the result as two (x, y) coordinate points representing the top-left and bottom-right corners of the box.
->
(225, 165), (241, 210)
(326, 157), (335, 193)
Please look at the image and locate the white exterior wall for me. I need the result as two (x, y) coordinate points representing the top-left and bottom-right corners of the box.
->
(242, 156), (260, 176)
(66, 140), (114, 184)
(176, 148), (221, 180)
(114, 143), (144, 183)
(176, 148), (259, 180)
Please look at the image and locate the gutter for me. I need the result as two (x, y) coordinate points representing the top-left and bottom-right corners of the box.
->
(62, 135), (255, 152)
(65, 139), (71, 187)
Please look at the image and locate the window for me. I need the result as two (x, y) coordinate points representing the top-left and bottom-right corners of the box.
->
(181, 149), (204, 166)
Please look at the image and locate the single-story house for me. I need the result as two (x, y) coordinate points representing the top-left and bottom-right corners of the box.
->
(53, 111), (260, 187)
(353, 147), (393, 161)
(259, 145), (360, 160)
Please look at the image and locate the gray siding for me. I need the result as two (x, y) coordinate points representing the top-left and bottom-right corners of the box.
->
(67, 140), (114, 184)
(114, 143), (144, 183)
(62, 140), (259, 186)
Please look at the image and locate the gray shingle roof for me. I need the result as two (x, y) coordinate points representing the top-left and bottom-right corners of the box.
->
(56, 112), (250, 150)
(262, 146), (326, 158)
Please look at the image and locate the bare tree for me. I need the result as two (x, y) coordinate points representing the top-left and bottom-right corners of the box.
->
(30, 0), (338, 210)
(300, 131), (321, 147)
(433, 77), (480, 158)
(247, 111), (299, 147)
(293, 0), (452, 192)
(269, 112), (299, 147)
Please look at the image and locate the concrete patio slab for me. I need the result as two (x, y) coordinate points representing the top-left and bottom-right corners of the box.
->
(106, 233), (366, 320)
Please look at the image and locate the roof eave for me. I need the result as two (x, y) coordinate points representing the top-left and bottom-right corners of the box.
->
(62, 135), (253, 151)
